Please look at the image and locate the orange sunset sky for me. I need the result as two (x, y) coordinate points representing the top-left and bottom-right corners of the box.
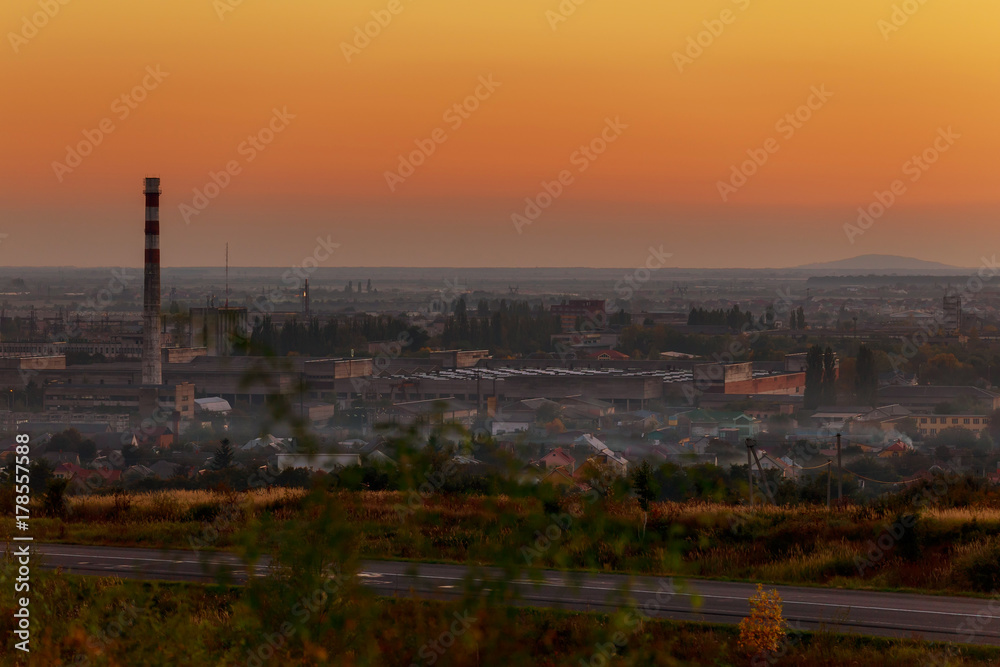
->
(1, 0), (998, 269)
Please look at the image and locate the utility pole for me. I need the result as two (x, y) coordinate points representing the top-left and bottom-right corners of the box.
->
(826, 460), (832, 511)
(746, 438), (754, 508)
(836, 432), (843, 504)
(748, 440), (776, 505)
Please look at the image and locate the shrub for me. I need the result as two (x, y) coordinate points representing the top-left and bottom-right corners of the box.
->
(952, 540), (1000, 593)
(42, 478), (69, 519)
(738, 584), (787, 659)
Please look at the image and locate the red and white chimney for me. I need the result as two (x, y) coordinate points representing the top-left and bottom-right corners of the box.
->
(142, 177), (162, 386)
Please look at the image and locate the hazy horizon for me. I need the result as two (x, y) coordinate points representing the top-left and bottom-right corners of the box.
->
(2, 1), (998, 269)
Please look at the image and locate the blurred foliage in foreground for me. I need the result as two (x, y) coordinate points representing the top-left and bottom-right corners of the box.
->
(2, 559), (996, 666)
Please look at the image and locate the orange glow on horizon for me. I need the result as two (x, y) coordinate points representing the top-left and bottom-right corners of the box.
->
(1, 0), (998, 268)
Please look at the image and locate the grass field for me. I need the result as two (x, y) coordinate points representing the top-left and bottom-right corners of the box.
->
(5, 488), (1000, 595)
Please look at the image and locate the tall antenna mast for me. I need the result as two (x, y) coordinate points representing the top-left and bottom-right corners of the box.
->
(225, 243), (229, 308)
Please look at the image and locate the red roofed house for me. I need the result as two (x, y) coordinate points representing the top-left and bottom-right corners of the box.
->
(878, 440), (914, 459)
(538, 447), (576, 473)
(54, 463), (121, 489)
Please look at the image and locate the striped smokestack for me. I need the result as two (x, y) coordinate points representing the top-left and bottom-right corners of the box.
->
(142, 177), (162, 386)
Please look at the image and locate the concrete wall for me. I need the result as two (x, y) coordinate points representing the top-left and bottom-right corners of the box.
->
(162, 347), (207, 364)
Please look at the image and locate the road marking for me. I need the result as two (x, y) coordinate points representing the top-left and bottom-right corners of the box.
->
(35, 549), (1000, 623)
(377, 572), (1000, 621)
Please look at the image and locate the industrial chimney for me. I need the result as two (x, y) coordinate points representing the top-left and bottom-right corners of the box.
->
(142, 177), (162, 385)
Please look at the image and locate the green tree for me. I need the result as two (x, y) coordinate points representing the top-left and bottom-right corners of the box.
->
(822, 347), (837, 406)
(212, 438), (235, 470)
(42, 478), (69, 518)
(78, 439), (97, 462)
(803, 345), (825, 409)
(631, 460), (658, 539)
(855, 344), (878, 406)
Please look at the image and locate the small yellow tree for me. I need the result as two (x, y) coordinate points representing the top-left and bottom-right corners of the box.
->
(737, 584), (787, 659)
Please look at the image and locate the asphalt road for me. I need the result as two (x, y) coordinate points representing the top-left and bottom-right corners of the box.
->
(18, 542), (1000, 645)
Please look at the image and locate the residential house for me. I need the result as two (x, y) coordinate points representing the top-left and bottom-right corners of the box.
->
(538, 447), (576, 473)
(53, 463), (121, 490)
(915, 415), (990, 438)
(877, 386), (1000, 412)
(852, 405), (914, 433)
(614, 410), (661, 435)
(135, 425), (176, 449)
(560, 397), (615, 420)
(539, 466), (580, 489)
(809, 407), (868, 432)
(598, 449), (629, 476)
(759, 453), (802, 480)
(878, 440), (915, 458)
(241, 435), (287, 454)
(648, 443), (690, 463)
(671, 410), (760, 440)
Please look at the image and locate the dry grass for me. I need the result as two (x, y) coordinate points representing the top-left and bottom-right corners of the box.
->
(10, 488), (1000, 595)
(65, 487), (308, 523)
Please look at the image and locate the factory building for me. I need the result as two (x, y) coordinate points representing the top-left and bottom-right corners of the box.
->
(189, 307), (249, 355)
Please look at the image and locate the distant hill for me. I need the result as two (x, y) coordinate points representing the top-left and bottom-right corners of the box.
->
(796, 255), (960, 271)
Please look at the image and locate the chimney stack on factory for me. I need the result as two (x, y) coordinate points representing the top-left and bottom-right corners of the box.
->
(142, 177), (162, 386)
